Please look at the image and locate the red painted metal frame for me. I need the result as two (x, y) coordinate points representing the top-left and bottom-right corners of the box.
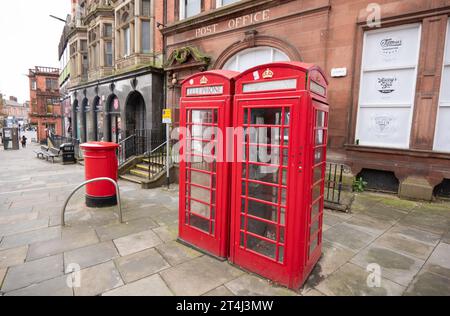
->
(179, 70), (239, 259)
(230, 62), (329, 289)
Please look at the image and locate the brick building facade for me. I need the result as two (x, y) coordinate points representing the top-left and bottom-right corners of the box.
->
(28, 67), (63, 142)
(161, 0), (450, 200)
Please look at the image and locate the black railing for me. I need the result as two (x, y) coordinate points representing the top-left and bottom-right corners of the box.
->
(119, 129), (166, 166)
(325, 163), (344, 205)
(146, 142), (167, 180)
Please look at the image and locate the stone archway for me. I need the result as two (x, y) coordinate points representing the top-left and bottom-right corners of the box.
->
(125, 91), (146, 138)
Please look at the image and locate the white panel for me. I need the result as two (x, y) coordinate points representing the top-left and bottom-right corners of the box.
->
(356, 107), (412, 148)
(222, 47), (290, 73)
(439, 66), (450, 103)
(363, 25), (420, 69)
(445, 20), (450, 64)
(434, 107), (450, 152)
(359, 68), (417, 106)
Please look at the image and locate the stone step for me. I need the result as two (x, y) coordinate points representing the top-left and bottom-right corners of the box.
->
(130, 169), (150, 179)
(119, 174), (144, 184)
(136, 163), (150, 171)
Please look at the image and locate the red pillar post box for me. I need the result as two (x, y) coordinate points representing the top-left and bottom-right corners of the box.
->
(80, 142), (120, 207)
(230, 62), (329, 289)
(179, 70), (239, 259)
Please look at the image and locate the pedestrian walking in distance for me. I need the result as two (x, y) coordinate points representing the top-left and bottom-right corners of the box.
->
(21, 135), (27, 148)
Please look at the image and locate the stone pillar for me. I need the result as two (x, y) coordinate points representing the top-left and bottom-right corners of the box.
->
(399, 176), (434, 201)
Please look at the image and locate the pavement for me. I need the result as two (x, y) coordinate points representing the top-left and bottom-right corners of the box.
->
(0, 142), (449, 296)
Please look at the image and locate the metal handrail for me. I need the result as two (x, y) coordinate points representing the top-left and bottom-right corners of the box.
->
(61, 177), (123, 227)
(119, 135), (136, 147)
(149, 141), (167, 154)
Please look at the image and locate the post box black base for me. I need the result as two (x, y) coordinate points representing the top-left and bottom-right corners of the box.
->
(86, 195), (117, 208)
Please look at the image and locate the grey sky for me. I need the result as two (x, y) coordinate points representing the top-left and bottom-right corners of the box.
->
(0, 0), (71, 103)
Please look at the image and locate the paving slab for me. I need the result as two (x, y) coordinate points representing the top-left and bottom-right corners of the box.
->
(1, 254), (64, 293)
(0, 246), (28, 269)
(153, 225), (178, 243)
(74, 261), (124, 296)
(225, 274), (298, 296)
(387, 225), (441, 246)
(372, 230), (436, 261)
(422, 242), (450, 279)
(0, 212), (38, 225)
(115, 249), (170, 283)
(27, 226), (99, 261)
(64, 242), (119, 271)
(323, 212), (345, 227)
(315, 263), (405, 296)
(204, 286), (235, 296)
(405, 271), (450, 296)
(103, 274), (173, 296)
(5, 275), (73, 296)
(113, 230), (163, 257)
(302, 288), (326, 296)
(95, 217), (158, 242)
(160, 256), (244, 296)
(398, 212), (450, 235)
(0, 218), (49, 237)
(0, 268), (6, 289)
(156, 241), (202, 266)
(0, 226), (61, 251)
(323, 223), (376, 252)
(343, 213), (395, 237)
(311, 241), (356, 281)
(350, 245), (425, 287)
(443, 231), (450, 244)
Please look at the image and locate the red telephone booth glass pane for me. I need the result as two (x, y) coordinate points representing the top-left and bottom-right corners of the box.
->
(185, 109), (218, 235)
(308, 109), (328, 259)
(239, 106), (290, 263)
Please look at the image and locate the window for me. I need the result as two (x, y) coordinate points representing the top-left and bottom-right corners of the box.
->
(223, 46), (289, 72)
(179, 0), (201, 20)
(104, 24), (113, 37)
(80, 40), (88, 52)
(45, 79), (57, 90)
(141, 21), (151, 53)
(216, 0), (239, 8)
(46, 99), (53, 114)
(124, 26), (131, 57)
(142, 0), (151, 17)
(355, 24), (421, 149)
(105, 41), (113, 67)
(434, 19), (450, 153)
(31, 80), (36, 90)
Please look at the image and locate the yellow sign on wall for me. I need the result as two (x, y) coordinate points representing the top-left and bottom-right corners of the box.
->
(162, 109), (172, 124)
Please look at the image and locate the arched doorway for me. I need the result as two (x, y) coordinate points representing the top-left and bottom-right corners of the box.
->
(80, 98), (88, 143)
(106, 95), (122, 143)
(222, 46), (290, 72)
(125, 91), (146, 138)
(72, 99), (79, 140)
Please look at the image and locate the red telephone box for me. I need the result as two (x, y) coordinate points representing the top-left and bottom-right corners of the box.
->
(179, 70), (239, 259)
(230, 62), (329, 289)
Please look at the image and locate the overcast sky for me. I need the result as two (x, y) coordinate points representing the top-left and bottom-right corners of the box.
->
(0, 0), (71, 103)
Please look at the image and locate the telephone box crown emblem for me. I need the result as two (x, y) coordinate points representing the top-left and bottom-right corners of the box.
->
(200, 76), (208, 85)
(262, 68), (274, 79)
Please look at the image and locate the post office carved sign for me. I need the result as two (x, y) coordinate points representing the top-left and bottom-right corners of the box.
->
(195, 10), (271, 38)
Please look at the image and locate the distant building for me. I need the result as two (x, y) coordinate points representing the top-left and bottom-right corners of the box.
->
(28, 67), (63, 142)
(2, 96), (29, 126)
